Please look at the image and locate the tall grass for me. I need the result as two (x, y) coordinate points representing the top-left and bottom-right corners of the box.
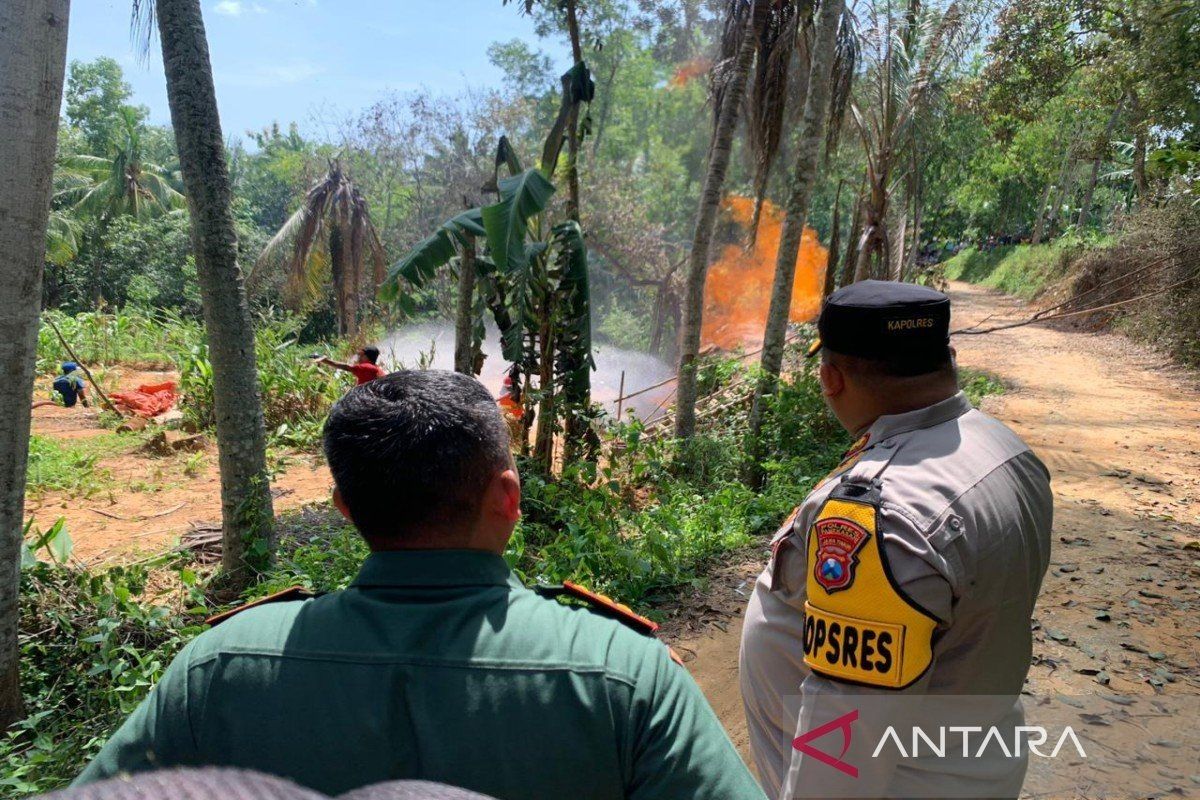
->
(37, 310), (204, 373)
(941, 236), (1099, 298)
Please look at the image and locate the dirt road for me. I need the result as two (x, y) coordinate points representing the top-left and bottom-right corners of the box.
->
(676, 280), (1200, 771)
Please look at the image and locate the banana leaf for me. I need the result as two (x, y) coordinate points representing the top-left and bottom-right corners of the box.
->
(381, 208), (486, 300)
(541, 62), (596, 179)
(482, 168), (555, 358)
(551, 220), (594, 402)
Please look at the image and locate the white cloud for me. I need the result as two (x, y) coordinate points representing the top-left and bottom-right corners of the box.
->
(213, 0), (267, 16)
(220, 62), (324, 88)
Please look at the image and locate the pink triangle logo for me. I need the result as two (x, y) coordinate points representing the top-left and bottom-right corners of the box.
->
(792, 709), (859, 778)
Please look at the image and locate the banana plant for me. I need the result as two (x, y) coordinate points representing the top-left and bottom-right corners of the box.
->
(380, 66), (596, 471)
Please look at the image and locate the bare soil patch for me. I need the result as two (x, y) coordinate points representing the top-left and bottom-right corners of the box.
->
(27, 367), (331, 564)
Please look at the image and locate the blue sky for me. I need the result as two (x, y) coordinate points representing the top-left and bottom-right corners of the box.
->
(66, 0), (569, 142)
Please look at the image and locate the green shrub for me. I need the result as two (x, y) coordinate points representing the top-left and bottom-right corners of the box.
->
(24, 434), (135, 500)
(960, 368), (1006, 404)
(941, 236), (1100, 299)
(37, 309), (204, 373)
(179, 316), (345, 450)
(1, 550), (204, 795)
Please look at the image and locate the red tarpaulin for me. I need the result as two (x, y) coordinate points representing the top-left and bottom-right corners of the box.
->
(111, 381), (178, 418)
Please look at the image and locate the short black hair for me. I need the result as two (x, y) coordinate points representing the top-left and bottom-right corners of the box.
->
(323, 370), (512, 543)
(825, 346), (956, 380)
(360, 346), (381, 364)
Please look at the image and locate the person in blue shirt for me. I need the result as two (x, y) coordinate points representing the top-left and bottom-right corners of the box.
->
(34, 362), (89, 409)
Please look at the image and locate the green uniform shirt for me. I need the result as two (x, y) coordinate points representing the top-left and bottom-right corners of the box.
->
(75, 550), (764, 800)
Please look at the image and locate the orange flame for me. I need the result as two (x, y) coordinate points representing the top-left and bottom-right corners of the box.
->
(701, 195), (828, 351)
(669, 58), (712, 88)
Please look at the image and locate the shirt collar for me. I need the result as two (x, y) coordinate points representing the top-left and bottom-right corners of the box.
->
(351, 550), (515, 589)
(866, 391), (972, 444)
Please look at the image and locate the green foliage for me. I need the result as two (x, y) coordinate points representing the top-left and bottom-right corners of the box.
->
(512, 362), (847, 602)
(37, 309), (204, 372)
(941, 238), (1094, 299)
(1, 552), (203, 795)
(178, 316), (345, 450)
(595, 298), (652, 351)
(64, 57), (148, 154)
(25, 435), (133, 500)
(960, 369), (1007, 404)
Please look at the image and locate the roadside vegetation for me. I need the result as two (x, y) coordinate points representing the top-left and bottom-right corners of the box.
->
(941, 237), (1100, 299)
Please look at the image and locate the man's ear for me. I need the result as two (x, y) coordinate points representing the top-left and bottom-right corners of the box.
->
(332, 487), (353, 523)
(819, 360), (845, 398)
(485, 469), (522, 524)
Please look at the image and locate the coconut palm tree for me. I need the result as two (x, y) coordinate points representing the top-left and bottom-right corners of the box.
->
(674, 0), (765, 442)
(851, 1), (965, 282)
(45, 210), (82, 266)
(134, 0), (274, 586)
(57, 106), (184, 221)
(744, 0), (847, 488)
(0, 0), (71, 729)
(258, 160), (386, 337)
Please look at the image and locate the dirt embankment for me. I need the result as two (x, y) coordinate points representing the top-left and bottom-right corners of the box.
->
(670, 281), (1200, 770)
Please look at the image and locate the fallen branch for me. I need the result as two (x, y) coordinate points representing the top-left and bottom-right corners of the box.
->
(43, 317), (123, 417)
(89, 502), (187, 522)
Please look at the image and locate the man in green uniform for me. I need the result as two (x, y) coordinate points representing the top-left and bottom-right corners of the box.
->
(75, 370), (764, 800)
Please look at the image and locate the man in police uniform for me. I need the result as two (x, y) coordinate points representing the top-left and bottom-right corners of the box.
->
(740, 281), (1053, 799)
(76, 370), (765, 800)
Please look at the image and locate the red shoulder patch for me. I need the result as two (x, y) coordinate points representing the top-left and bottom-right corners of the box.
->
(561, 580), (659, 636)
(205, 586), (316, 627)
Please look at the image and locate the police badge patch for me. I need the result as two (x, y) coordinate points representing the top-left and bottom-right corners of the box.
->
(812, 517), (870, 593)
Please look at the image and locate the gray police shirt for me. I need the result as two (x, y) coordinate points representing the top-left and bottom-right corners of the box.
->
(740, 392), (1053, 799)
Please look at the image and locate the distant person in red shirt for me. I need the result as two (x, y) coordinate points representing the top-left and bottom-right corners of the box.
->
(315, 346), (387, 385)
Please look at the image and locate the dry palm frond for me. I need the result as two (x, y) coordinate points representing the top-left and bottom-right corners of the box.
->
(711, 0), (755, 129)
(256, 160), (386, 333)
(747, 0), (805, 247)
(825, 7), (860, 160)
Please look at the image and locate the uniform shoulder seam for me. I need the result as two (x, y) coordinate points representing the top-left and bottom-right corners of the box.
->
(183, 647), (641, 687)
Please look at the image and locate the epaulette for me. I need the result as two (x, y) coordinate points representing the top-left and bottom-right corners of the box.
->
(205, 586), (319, 627)
(535, 580), (659, 635)
(535, 581), (686, 666)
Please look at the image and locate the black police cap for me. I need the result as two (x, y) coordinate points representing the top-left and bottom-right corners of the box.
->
(807, 280), (950, 359)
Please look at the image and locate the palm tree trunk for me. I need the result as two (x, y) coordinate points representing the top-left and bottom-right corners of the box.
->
(891, 200), (908, 280)
(903, 166), (923, 280)
(560, 0), (593, 454)
(453, 235), (477, 375)
(0, 0), (70, 730)
(744, 0), (845, 488)
(674, 0), (763, 441)
(853, 223), (879, 281)
(564, 0), (584, 223)
(840, 182), (864, 287)
(154, 0), (274, 585)
(823, 180), (844, 298)
(1077, 99), (1124, 229)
